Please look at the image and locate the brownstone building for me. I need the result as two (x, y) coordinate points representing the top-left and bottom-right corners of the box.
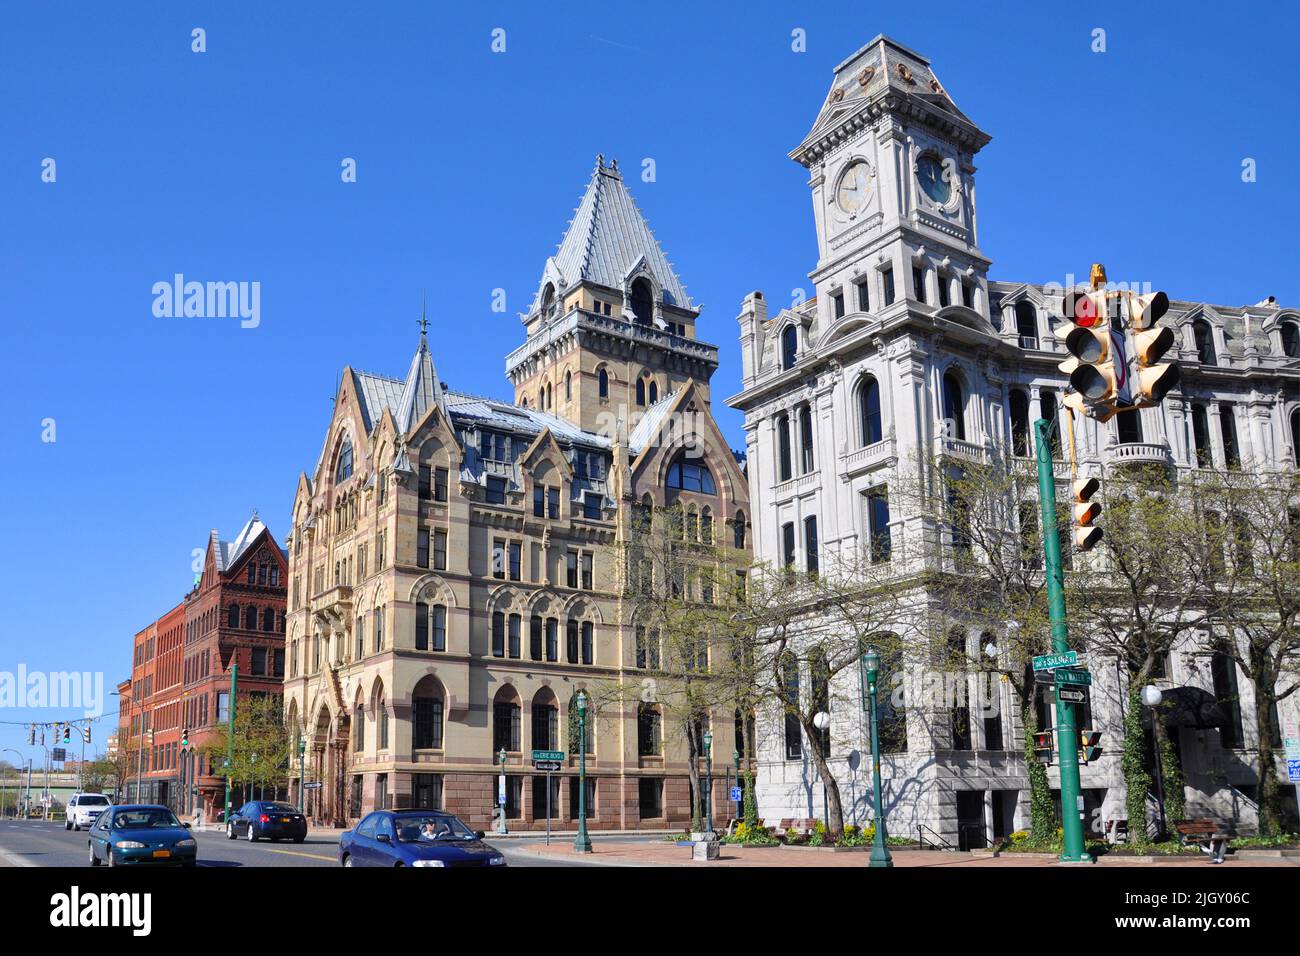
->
(177, 514), (289, 821)
(283, 157), (751, 830)
(117, 600), (185, 804)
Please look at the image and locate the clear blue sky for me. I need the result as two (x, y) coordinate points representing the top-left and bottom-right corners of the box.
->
(1, 1), (1296, 761)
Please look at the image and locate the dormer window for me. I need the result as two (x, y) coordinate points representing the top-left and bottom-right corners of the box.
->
(781, 325), (798, 371)
(1194, 320), (1217, 364)
(630, 277), (654, 326)
(335, 440), (354, 483)
(541, 283), (557, 320)
(1014, 301), (1038, 349)
(1281, 320), (1300, 358)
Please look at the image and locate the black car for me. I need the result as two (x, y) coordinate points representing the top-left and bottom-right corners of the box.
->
(226, 801), (307, 843)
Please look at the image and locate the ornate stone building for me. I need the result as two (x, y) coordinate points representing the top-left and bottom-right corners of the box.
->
(728, 35), (1300, 845)
(283, 158), (750, 829)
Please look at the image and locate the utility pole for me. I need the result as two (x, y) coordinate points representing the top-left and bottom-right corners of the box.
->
(1035, 417), (1089, 863)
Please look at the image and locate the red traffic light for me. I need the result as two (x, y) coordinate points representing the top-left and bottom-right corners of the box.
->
(1063, 291), (1102, 328)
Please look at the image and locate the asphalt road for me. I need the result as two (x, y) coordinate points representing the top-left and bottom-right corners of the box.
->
(0, 819), (608, 868)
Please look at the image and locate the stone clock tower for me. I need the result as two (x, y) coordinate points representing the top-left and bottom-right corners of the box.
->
(791, 35), (994, 331)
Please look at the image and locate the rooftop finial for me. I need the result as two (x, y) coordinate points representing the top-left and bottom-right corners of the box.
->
(418, 291), (429, 342)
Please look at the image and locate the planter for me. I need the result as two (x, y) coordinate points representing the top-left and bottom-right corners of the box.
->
(777, 843), (868, 853)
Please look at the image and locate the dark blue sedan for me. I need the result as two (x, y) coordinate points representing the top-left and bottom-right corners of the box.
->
(338, 810), (506, 867)
(87, 805), (198, 867)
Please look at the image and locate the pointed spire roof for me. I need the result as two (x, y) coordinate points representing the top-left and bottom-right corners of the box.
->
(212, 510), (270, 571)
(533, 156), (693, 314)
(396, 301), (447, 434)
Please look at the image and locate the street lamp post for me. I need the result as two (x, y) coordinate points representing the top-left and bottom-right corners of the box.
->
(813, 712), (830, 831)
(862, 650), (893, 868)
(702, 729), (714, 837)
(573, 690), (592, 853)
(497, 747), (508, 835)
(732, 749), (740, 821)
(1141, 685), (1169, 842)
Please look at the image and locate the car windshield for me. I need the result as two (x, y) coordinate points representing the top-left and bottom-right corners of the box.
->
(396, 815), (476, 842)
(113, 809), (182, 829)
(79, 796), (110, 806)
(262, 803), (297, 813)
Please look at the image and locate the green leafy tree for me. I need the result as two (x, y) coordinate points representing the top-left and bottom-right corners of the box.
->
(200, 695), (291, 806)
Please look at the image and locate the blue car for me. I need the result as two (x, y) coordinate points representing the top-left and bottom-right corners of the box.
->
(87, 804), (198, 867)
(338, 810), (506, 867)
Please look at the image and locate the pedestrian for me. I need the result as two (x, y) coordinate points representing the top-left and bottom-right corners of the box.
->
(194, 803), (205, 832)
(1208, 832), (1228, 864)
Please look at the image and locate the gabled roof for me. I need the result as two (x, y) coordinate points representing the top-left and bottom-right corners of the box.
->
(533, 156), (693, 313)
(351, 370), (404, 434)
(210, 512), (272, 572)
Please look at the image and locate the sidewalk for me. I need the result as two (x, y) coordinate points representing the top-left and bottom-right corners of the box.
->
(514, 841), (1300, 868)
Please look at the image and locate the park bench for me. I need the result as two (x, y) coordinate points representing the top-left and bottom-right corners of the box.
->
(1175, 819), (1230, 862)
(776, 818), (818, 840)
(1105, 819), (1129, 843)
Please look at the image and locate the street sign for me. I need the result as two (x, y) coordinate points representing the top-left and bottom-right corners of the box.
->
(1286, 760), (1300, 784)
(1032, 651), (1078, 671)
(532, 750), (564, 762)
(1058, 687), (1088, 703)
(52, 748), (66, 762)
(303, 781), (323, 791)
(729, 787), (742, 802)
(533, 760), (562, 772)
(1055, 668), (1092, 687)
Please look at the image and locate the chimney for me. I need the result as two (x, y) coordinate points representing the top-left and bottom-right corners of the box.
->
(738, 291), (768, 388)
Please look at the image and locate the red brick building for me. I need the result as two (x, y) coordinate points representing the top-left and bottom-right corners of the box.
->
(178, 513), (288, 821)
(117, 601), (185, 804)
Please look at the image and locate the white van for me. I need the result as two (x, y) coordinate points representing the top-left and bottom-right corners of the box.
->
(65, 793), (111, 831)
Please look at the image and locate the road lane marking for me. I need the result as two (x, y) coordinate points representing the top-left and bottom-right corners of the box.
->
(266, 848), (335, 862)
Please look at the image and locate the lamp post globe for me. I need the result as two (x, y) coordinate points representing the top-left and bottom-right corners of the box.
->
(1141, 685), (1163, 708)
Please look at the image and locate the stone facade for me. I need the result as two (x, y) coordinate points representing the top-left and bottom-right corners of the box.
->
(727, 35), (1300, 845)
(282, 158), (750, 829)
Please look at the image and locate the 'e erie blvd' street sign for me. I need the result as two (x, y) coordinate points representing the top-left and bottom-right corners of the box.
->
(1032, 651), (1078, 671)
(532, 750), (564, 762)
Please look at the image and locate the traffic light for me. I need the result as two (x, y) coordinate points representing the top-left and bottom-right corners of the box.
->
(1126, 290), (1180, 405)
(28, 725), (35, 746)
(1059, 288), (1123, 418)
(1071, 476), (1103, 551)
(63, 724), (70, 744)
(82, 725), (92, 744)
(1080, 729), (1103, 764)
(181, 728), (189, 748)
(1033, 730), (1054, 763)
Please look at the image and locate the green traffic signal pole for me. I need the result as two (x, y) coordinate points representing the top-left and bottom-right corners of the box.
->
(1034, 418), (1090, 863)
(224, 665), (237, 825)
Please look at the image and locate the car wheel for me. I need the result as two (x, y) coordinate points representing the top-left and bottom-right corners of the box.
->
(107, 849), (118, 868)
(294, 836), (305, 844)
(226, 822), (236, 840)
(341, 854), (353, 868)
(247, 825), (257, 843)
(88, 843), (100, 867)
(65, 820), (72, 831)
(72, 822), (80, 831)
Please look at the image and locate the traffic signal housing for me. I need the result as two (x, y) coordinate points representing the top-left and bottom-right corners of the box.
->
(62, 724), (70, 745)
(1059, 290), (1122, 418)
(1033, 730), (1055, 763)
(1080, 730), (1103, 764)
(181, 728), (189, 748)
(1126, 290), (1179, 405)
(1071, 476), (1103, 551)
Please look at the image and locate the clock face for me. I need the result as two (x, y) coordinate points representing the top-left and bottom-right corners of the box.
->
(917, 154), (952, 205)
(835, 160), (872, 214)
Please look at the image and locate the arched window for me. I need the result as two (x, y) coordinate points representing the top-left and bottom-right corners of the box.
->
(1282, 321), (1300, 358)
(700, 506), (713, 544)
(353, 703), (365, 751)
(648, 380), (658, 404)
(858, 376), (883, 446)
(666, 455), (717, 494)
(493, 688), (521, 752)
(1290, 408), (1300, 467)
(335, 440), (354, 483)
(227, 604), (240, 629)
(540, 283), (556, 319)
(1009, 389), (1030, 456)
(733, 510), (747, 549)
(580, 621), (594, 665)
(1194, 320), (1217, 364)
(798, 403), (814, 473)
(262, 607), (275, 632)
(781, 325), (798, 370)
(376, 689), (389, 750)
(566, 620), (579, 664)
(776, 412), (792, 482)
(564, 370), (572, 401)
(531, 692), (559, 750)
(244, 606), (258, 630)
(598, 367), (609, 398)
(1014, 301), (1038, 348)
(942, 371), (966, 441)
(412, 678), (444, 750)
(635, 378), (646, 406)
(545, 383), (552, 409)
(637, 703), (662, 756)
(630, 277), (654, 325)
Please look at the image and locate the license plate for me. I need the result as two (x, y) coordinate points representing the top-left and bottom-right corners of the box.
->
(280, 818), (290, 823)
(152, 850), (171, 858)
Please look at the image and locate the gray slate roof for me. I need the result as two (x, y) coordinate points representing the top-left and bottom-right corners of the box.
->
(534, 157), (693, 313)
(396, 329), (447, 433)
(210, 513), (270, 572)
